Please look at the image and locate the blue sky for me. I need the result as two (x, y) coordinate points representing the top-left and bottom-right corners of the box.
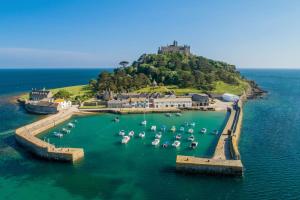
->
(0, 0), (299, 68)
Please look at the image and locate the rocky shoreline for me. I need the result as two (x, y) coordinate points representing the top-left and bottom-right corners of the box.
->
(246, 81), (267, 100)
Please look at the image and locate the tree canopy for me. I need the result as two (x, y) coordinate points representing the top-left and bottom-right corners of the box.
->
(95, 52), (246, 93)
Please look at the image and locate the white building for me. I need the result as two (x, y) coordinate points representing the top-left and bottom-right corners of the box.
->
(151, 97), (192, 108)
(222, 93), (240, 102)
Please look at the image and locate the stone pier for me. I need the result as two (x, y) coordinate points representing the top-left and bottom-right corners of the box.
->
(15, 108), (84, 162)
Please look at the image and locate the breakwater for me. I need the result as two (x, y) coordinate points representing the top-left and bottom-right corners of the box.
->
(15, 108), (84, 162)
(176, 100), (244, 176)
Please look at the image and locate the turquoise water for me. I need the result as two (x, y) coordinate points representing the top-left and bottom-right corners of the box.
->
(1, 68), (300, 199)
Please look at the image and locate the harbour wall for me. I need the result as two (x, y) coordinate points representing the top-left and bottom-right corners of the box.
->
(79, 107), (180, 114)
(15, 108), (84, 162)
(176, 100), (244, 176)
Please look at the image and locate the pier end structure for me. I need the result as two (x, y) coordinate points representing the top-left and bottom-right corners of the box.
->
(176, 100), (244, 176)
(15, 108), (84, 162)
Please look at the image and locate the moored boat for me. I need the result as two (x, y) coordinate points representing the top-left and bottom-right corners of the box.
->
(170, 126), (176, 132)
(188, 135), (195, 141)
(165, 113), (172, 117)
(190, 141), (198, 149)
(119, 130), (125, 136)
(200, 128), (207, 134)
(179, 127), (185, 132)
(161, 125), (167, 132)
(114, 117), (120, 122)
(155, 132), (162, 139)
(128, 131), (135, 137)
(121, 135), (130, 144)
(175, 134), (182, 140)
(175, 112), (182, 116)
(68, 123), (75, 128)
(53, 132), (63, 138)
(62, 128), (70, 134)
(138, 131), (146, 138)
(151, 125), (157, 132)
(162, 141), (169, 148)
(190, 122), (195, 127)
(188, 128), (194, 134)
(172, 140), (181, 148)
(152, 138), (160, 146)
(141, 120), (147, 126)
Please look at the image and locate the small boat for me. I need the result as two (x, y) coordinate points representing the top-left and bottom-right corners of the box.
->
(188, 135), (195, 141)
(170, 126), (176, 132)
(161, 125), (167, 132)
(138, 131), (146, 138)
(73, 120), (78, 123)
(188, 128), (194, 134)
(213, 129), (219, 135)
(201, 128), (207, 134)
(152, 139), (160, 146)
(179, 127), (185, 132)
(155, 132), (162, 139)
(190, 122), (196, 127)
(128, 131), (135, 137)
(175, 134), (182, 140)
(184, 122), (189, 126)
(119, 130), (125, 136)
(151, 125), (157, 132)
(141, 120), (147, 126)
(172, 140), (181, 148)
(68, 123), (75, 128)
(121, 136), (130, 144)
(53, 132), (63, 138)
(190, 141), (198, 149)
(165, 113), (172, 117)
(62, 128), (70, 134)
(175, 112), (182, 116)
(162, 141), (169, 148)
(114, 117), (120, 122)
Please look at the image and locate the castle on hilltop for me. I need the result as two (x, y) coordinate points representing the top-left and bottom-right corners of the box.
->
(158, 40), (191, 56)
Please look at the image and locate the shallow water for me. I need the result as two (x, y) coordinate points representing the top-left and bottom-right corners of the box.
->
(1, 69), (300, 199)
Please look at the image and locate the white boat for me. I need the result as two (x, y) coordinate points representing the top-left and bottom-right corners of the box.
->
(121, 136), (130, 144)
(190, 122), (196, 127)
(155, 132), (162, 139)
(201, 128), (207, 134)
(165, 113), (172, 117)
(175, 134), (182, 140)
(68, 123), (75, 128)
(128, 131), (135, 137)
(74, 120), (78, 123)
(151, 125), (157, 132)
(170, 126), (176, 132)
(53, 132), (63, 138)
(213, 130), (219, 135)
(190, 141), (198, 149)
(152, 139), (160, 146)
(114, 117), (120, 122)
(138, 131), (145, 138)
(176, 112), (182, 116)
(188, 128), (194, 134)
(188, 135), (195, 141)
(62, 128), (70, 134)
(179, 127), (185, 132)
(119, 130), (125, 136)
(172, 140), (181, 148)
(141, 120), (147, 126)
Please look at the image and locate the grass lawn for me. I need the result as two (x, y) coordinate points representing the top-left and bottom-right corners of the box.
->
(135, 81), (249, 96)
(19, 85), (92, 100)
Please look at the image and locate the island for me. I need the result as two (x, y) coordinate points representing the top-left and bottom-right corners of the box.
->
(15, 41), (265, 176)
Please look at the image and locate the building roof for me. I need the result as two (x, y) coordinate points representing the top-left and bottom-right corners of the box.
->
(54, 99), (65, 103)
(153, 97), (192, 103)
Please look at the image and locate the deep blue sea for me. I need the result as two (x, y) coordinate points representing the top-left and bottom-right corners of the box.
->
(0, 68), (300, 199)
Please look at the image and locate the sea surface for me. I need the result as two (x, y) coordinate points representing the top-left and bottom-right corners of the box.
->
(0, 68), (300, 199)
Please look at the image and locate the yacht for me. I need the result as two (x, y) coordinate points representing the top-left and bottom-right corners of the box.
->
(128, 131), (135, 137)
(121, 136), (130, 144)
(176, 112), (182, 116)
(138, 131), (146, 138)
(151, 125), (157, 132)
(53, 132), (63, 138)
(119, 130), (125, 136)
(141, 120), (147, 126)
(188, 135), (195, 141)
(170, 126), (176, 132)
(152, 139), (160, 146)
(172, 140), (181, 148)
(175, 134), (182, 140)
(190, 141), (198, 149)
(68, 123), (75, 128)
(201, 128), (207, 134)
(155, 132), (162, 139)
(190, 122), (196, 127)
(62, 128), (70, 134)
(188, 128), (194, 134)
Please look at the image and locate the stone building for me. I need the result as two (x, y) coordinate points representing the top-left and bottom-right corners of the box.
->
(158, 41), (191, 56)
(190, 93), (209, 106)
(29, 88), (52, 101)
(150, 97), (192, 108)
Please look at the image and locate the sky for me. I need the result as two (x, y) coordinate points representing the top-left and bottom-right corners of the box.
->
(0, 0), (300, 68)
